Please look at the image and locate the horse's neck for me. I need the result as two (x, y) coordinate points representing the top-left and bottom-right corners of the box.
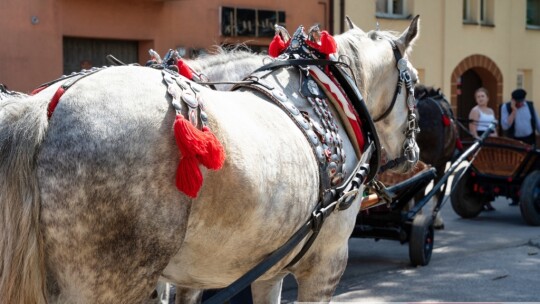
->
(334, 35), (394, 117)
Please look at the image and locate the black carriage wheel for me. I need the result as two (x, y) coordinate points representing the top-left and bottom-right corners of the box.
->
(409, 214), (434, 266)
(450, 167), (485, 218)
(519, 170), (540, 226)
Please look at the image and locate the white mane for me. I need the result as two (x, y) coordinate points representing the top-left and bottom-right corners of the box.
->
(187, 48), (266, 90)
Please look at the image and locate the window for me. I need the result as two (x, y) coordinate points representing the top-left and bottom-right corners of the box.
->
(527, 0), (540, 28)
(220, 7), (286, 37)
(463, 0), (494, 25)
(376, 0), (409, 19)
(463, 0), (477, 23)
(480, 0), (494, 25)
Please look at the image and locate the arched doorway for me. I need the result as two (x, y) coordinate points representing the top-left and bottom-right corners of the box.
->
(451, 54), (503, 136)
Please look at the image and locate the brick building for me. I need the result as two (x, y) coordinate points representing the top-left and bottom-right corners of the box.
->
(0, 0), (332, 92)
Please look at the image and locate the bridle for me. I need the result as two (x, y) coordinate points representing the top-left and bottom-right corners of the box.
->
(375, 40), (420, 173)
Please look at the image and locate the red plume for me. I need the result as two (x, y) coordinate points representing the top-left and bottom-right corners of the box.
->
(319, 31), (337, 55)
(269, 34), (286, 57)
(176, 59), (194, 80)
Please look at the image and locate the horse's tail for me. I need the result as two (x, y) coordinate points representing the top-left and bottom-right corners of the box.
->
(0, 96), (50, 304)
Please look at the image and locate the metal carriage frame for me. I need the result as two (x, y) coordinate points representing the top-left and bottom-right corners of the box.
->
(351, 123), (500, 267)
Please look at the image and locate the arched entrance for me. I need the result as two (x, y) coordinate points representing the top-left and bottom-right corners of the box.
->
(450, 54), (503, 135)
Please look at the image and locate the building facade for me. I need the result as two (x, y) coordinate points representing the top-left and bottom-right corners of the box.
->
(0, 0), (331, 92)
(2, 0), (540, 127)
(334, 0), (540, 123)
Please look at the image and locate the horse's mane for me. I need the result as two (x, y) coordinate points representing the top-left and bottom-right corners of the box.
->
(334, 28), (403, 98)
(187, 46), (265, 75)
(414, 84), (443, 100)
(415, 84), (455, 118)
(186, 46), (266, 90)
(0, 84), (27, 101)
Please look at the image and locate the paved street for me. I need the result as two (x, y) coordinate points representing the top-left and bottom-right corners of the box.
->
(282, 176), (540, 302)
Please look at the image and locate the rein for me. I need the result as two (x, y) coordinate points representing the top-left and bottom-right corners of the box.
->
(203, 143), (375, 304)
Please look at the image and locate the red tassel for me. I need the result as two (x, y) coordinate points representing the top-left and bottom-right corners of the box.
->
(318, 31), (337, 55)
(173, 115), (226, 198)
(269, 34), (286, 57)
(456, 138), (463, 151)
(174, 115), (205, 197)
(176, 153), (203, 198)
(177, 59), (194, 80)
(442, 114), (451, 126)
(197, 126), (226, 170)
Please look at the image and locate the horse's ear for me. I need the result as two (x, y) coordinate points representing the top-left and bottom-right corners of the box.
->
(345, 16), (365, 34)
(397, 15), (420, 49)
(345, 16), (356, 30)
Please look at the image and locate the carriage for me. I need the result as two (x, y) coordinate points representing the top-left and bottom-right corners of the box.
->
(451, 136), (540, 226)
(349, 121), (496, 267)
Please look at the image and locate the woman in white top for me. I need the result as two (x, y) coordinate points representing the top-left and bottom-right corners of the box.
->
(469, 87), (498, 138)
(468, 87), (498, 211)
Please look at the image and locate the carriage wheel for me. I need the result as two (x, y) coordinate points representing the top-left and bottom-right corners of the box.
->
(519, 170), (540, 226)
(450, 167), (485, 218)
(409, 214), (434, 266)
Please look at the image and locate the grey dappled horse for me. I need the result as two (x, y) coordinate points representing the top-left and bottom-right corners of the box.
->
(0, 17), (420, 304)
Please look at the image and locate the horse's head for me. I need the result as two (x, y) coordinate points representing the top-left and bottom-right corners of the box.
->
(336, 16), (420, 173)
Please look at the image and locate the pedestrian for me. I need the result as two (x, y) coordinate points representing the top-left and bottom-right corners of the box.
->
(469, 87), (497, 211)
(500, 88), (540, 206)
(500, 88), (540, 146)
(469, 87), (498, 139)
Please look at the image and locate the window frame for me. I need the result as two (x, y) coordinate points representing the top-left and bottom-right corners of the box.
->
(463, 0), (494, 26)
(375, 0), (410, 19)
(527, 0), (540, 29)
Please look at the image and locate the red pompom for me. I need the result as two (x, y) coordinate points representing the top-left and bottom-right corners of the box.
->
(455, 138), (463, 151)
(442, 114), (451, 126)
(318, 31), (337, 55)
(177, 59), (194, 80)
(173, 115), (226, 198)
(269, 34), (286, 57)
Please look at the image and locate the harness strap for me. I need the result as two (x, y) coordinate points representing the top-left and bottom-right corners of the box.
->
(373, 41), (403, 122)
(252, 58), (341, 73)
(202, 143), (375, 304)
(38, 67), (107, 119)
(47, 87), (65, 119)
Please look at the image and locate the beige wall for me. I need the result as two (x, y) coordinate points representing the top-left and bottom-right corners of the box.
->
(0, 0), (329, 92)
(336, 0), (540, 112)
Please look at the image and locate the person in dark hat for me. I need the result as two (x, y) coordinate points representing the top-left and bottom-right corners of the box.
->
(500, 88), (540, 205)
(500, 88), (539, 145)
